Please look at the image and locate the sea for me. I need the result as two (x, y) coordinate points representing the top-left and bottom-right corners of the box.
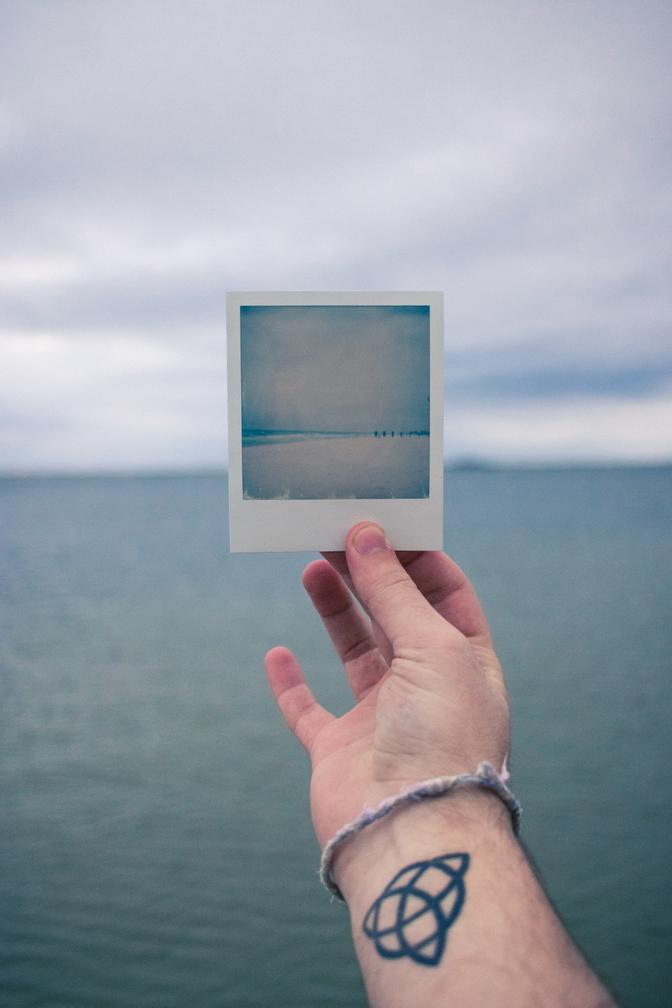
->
(1, 468), (671, 1008)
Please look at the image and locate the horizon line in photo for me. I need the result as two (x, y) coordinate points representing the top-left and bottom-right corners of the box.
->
(242, 427), (430, 436)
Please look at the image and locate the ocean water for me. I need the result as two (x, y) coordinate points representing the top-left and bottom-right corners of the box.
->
(1, 468), (671, 1007)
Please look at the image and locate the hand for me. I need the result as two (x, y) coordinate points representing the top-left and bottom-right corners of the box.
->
(265, 521), (511, 856)
(266, 523), (616, 1008)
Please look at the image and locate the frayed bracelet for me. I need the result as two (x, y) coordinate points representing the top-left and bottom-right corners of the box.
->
(319, 759), (522, 901)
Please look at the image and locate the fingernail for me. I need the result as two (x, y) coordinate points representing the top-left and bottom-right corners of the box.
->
(352, 524), (387, 555)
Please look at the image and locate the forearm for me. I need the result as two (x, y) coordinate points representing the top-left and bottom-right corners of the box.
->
(334, 792), (616, 1008)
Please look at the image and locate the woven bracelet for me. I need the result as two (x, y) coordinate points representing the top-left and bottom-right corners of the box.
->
(319, 759), (522, 902)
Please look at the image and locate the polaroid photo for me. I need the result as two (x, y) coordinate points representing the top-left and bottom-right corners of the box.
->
(226, 292), (444, 552)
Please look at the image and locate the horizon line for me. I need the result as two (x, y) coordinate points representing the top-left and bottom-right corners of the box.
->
(1, 458), (671, 480)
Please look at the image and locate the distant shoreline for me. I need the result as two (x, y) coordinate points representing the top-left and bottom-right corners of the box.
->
(1, 461), (671, 481)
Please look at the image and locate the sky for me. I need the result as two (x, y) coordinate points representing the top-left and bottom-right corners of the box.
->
(1, 0), (671, 470)
(241, 306), (429, 433)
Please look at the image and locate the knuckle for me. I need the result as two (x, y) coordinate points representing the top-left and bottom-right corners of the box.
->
(292, 706), (312, 733)
(362, 569), (414, 607)
(340, 634), (374, 665)
(396, 622), (467, 665)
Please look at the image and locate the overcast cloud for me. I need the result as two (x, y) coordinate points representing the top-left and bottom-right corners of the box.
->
(1, 0), (670, 470)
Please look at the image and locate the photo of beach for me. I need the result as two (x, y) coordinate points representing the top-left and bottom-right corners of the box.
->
(240, 305), (430, 499)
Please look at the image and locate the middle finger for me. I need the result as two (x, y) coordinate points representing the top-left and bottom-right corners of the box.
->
(303, 559), (388, 701)
(321, 550), (394, 664)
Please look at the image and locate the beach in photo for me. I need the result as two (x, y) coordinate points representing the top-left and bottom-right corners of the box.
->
(240, 305), (430, 499)
(242, 431), (429, 499)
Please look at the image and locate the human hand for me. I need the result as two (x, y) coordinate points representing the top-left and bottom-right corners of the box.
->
(265, 521), (511, 858)
(266, 523), (617, 1008)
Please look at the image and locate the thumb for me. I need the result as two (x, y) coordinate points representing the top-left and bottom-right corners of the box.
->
(345, 522), (453, 654)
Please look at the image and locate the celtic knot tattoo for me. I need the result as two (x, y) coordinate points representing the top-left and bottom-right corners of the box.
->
(362, 853), (470, 966)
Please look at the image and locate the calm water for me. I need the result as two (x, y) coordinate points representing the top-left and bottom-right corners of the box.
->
(1, 469), (671, 1007)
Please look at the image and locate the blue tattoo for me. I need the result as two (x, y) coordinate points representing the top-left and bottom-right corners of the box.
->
(362, 853), (470, 966)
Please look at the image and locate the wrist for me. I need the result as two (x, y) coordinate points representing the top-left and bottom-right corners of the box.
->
(333, 786), (515, 909)
(333, 790), (616, 1008)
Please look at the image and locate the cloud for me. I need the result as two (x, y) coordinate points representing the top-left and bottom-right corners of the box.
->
(445, 388), (672, 464)
(0, 329), (226, 471)
(1, 1), (671, 470)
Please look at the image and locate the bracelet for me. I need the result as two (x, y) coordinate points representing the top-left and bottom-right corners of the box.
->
(319, 759), (522, 901)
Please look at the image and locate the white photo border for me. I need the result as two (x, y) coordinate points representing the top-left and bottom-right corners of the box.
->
(226, 291), (444, 552)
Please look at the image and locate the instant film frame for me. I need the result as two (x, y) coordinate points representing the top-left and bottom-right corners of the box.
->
(227, 291), (444, 552)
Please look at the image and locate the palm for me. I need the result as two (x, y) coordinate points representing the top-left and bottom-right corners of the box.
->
(309, 685), (382, 846)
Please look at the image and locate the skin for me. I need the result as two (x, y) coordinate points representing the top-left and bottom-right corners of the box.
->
(265, 522), (617, 1007)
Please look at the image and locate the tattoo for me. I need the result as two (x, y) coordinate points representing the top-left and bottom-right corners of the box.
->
(362, 853), (470, 966)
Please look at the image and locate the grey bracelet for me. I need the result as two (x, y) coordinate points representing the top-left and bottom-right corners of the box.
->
(319, 760), (522, 902)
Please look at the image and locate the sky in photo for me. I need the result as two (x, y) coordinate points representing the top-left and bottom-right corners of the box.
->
(241, 306), (429, 434)
(1, 1), (671, 469)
